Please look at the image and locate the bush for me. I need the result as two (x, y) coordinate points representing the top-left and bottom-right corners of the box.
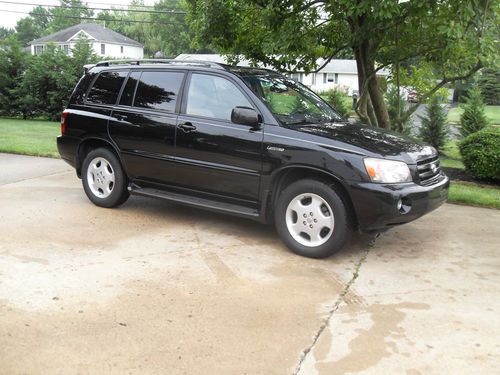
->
(386, 85), (412, 134)
(322, 88), (350, 118)
(418, 96), (449, 153)
(460, 84), (489, 137)
(478, 67), (499, 105)
(459, 127), (500, 180)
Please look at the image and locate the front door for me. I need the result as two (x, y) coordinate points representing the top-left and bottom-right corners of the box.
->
(175, 72), (263, 202)
(109, 69), (185, 185)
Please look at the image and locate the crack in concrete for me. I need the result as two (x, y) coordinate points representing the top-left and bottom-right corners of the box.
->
(0, 170), (72, 187)
(293, 239), (375, 374)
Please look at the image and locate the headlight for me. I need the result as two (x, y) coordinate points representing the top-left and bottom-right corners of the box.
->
(364, 158), (412, 183)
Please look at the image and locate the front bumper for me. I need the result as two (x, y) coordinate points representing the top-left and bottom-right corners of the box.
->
(348, 173), (449, 231)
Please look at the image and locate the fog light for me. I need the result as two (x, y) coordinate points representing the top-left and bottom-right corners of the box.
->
(398, 197), (412, 214)
(397, 199), (403, 211)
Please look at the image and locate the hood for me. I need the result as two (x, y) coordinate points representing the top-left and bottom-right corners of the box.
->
(287, 121), (435, 163)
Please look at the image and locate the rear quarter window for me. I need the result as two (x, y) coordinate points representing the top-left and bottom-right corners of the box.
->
(69, 73), (95, 105)
(86, 71), (128, 105)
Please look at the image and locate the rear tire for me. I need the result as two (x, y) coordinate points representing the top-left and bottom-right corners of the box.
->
(82, 148), (129, 208)
(274, 179), (352, 258)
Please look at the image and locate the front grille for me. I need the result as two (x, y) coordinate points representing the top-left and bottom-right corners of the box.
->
(417, 156), (441, 185)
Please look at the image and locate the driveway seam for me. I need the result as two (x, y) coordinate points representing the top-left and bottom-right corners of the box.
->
(293, 240), (374, 374)
(0, 170), (72, 187)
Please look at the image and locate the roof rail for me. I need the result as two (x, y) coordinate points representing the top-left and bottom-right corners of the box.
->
(94, 59), (227, 70)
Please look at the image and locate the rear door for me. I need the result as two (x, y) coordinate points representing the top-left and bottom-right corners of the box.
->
(174, 72), (263, 202)
(109, 69), (185, 185)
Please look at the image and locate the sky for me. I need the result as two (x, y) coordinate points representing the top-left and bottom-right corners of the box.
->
(0, 0), (157, 29)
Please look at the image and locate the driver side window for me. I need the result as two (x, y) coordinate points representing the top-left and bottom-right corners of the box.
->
(186, 74), (252, 121)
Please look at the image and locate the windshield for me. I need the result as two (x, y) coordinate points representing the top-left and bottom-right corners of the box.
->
(240, 73), (344, 125)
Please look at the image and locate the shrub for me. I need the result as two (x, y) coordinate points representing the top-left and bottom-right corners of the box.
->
(459, 127), (500, 180)
(418, 95), (449, 153)
(322, 88), (350, 119)
(460, 84), (489, 137)
(478, 67), (499, 105)
(386, 85), (412, 134)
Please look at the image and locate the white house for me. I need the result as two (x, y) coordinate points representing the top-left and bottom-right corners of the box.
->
(175, 54), (389, 96)
(28, 23), (143, 59)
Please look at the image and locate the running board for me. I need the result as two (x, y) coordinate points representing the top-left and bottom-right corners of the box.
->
(128, 185), (260, 218)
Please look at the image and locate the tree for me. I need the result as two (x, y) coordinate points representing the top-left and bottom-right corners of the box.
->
(70, 35), (99, 77)
(323, 88), (350, 119)
(14, 6), (51, 44)
(0, 38), (29, 116)
(15, 18), (40, 45)
(418, 96), (449, 153)
(386, 85), (411, 134)
(0, 27), (13, 41)
(151, 0), (201, 57)
(478, 67), (500, 105)
(17, 44), (75, 120)
(47, 0), (94, 33)
(460, 84), (489, 138)
(95, 0), (211, 57)
(187, 0), (498, 129)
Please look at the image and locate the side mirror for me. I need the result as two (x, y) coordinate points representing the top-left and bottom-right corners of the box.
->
(231, 106), (260, 127)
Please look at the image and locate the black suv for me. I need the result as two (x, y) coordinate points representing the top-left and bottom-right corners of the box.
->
(57, 59), (449, 258)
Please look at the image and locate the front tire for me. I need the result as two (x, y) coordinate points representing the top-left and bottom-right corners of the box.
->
(82, 148), (129, 208)
(274, 179), (352, 258)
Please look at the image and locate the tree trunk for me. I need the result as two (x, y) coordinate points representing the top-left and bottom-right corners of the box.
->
(353, 43), (391, 129)
(367, 95), (379, 127)
(354, 48), (371, 124)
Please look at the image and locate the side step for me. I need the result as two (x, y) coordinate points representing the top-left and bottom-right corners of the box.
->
(128, 185), (260, 218)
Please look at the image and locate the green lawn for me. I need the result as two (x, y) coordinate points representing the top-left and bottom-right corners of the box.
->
(448, 182), (500, 209)
(0, 118), (60, 158)
(441, 141), (464, 169)
(447, 105), (500, 125)
(440, 140), (499, 209)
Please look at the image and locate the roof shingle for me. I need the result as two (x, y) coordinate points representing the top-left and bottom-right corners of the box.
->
(28, 23), (142, 47)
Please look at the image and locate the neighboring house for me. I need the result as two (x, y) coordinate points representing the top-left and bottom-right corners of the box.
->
(175, 54), (389, 95)
(28, 23), (143, 59)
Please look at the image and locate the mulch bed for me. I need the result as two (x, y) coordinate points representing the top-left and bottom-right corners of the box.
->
(442, 167), (500, 187)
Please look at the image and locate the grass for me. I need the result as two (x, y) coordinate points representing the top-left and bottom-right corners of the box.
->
(441, 157), (465, 169)
(0, 117), (60, 158)
(439, 140), (499, 209)
(447, 105), (500, 125)
(448, 182), (500, 209)
(440, 141), (464, 169)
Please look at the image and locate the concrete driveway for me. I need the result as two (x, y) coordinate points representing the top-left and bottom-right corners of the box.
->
(1, 153), (499, 374)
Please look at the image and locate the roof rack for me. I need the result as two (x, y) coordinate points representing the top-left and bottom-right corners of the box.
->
(94, 59), (227, 70)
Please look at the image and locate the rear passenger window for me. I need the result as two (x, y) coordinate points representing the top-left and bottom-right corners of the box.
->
(119, 71), (141, 106)
(87, 71), (128, 105)
(133, 71), (183, 112)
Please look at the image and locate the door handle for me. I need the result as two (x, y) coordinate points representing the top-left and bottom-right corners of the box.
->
(179, 122), (197, 132)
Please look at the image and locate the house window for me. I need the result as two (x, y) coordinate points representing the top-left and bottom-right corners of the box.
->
(323, 73), (327, 84)
(63, 45), (69, 55)
(120, 46), (124, 54)
(34, 45), (44, 55)
(101, 43), (105, 55)
(327, 73), (335, 83)
(335, 73), (339, 84)
(291, 73), (303, 82)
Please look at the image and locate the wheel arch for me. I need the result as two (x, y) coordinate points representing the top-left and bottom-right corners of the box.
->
(265, 165), (358, 229)
(76, 137), (123, 178)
